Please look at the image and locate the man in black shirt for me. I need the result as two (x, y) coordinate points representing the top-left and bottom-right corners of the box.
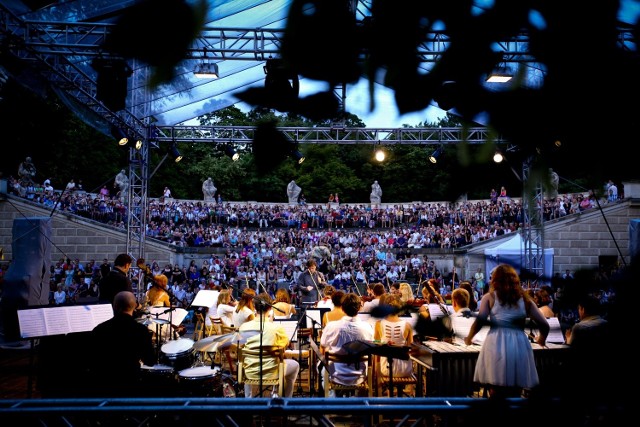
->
(98, 253), (133, 304)
(89, 291), (156, 397)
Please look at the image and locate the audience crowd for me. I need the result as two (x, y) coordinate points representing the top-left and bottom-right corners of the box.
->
(3, 174), (617, 320)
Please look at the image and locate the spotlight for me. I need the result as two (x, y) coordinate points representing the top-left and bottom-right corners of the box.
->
(194, 48), (220, 79)
(224, 145), (240, 162)
(486, 66), (513, 83)
(194, 62), (219, 79)
(264, 58), (299, 111)
(375, 148), (386, 162)
(429, 146), (443, 164)
(169, 144), (182, 163)
(493, 150), (504, 163)
(291, 150), (305, 164)
(113, 127), (129, 145)
(135, 140), (143, 150)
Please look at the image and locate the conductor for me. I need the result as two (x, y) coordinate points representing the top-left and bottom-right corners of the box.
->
(295, 259), (327, 304)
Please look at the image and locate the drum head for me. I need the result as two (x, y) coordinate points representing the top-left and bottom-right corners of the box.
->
(141, 364), (174, 373)
(161, 338), (194, 356)
(179, 366), (218, 380)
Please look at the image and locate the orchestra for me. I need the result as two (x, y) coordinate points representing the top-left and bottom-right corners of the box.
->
(91, 256), (568, 400)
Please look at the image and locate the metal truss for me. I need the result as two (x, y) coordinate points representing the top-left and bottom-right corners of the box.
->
(521, 157), (545, 285)
(0, 396), (559, 427)
(153, 125), (509, 145)
(3, 17), (635, 62)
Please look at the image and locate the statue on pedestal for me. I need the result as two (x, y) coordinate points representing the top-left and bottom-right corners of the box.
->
(202, 177), (217, 202)
(18, 156), (36, 185)
(287, 180), (301, 204)
(370, 180), (382, 204)
(114, 169), (129, 201)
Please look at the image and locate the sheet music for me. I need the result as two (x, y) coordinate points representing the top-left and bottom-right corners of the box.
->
(18, 304), (114, 338)
(305, 307), (329, 328)
(274, 319), (299, 342)
(148, 307), (189, 326)
(191, 290), (218, 307)
(450, 315), (489, 345)
(428, 303), (452, 319)
(529, 316), (565, 344)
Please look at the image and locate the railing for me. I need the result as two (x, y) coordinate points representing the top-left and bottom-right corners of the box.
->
(0, 396), (567, 427)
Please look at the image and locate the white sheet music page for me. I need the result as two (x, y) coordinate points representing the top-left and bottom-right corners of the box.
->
(18, 304), (114, 338)
(274, 319), (298, 342)
(428, 304), (452, 319)
(191, 290), (218, 307)
(450, 315), (489, 345)
(148, 307), (189, 326)
(538, 316), (565, 344)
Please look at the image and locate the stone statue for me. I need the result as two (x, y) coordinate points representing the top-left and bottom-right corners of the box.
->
(546, 168), (559, 200)
(370, 180), (382, 204)
(114, 169), (129, 201)
(287, 180), (301, 204)
(18, 156), (36, 185)
(202, 177), (217, 202)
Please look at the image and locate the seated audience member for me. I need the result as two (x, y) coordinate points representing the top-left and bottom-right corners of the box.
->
(239, 293), (299, 397)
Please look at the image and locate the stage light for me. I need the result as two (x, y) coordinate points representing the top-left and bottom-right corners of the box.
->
(429, 146), (443, 164)
(194, 62), (219, 79)
(169, 144), (182, 163)
(493, 150), (504, 163)
(225, 145), (239, 162)
(291, 150), (305, 164)
(486, 65), (513, 83)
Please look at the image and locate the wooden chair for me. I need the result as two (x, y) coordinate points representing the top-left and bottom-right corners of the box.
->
(375, 355), (417, 397)
(238, 346), (285, 398)
(207, 316), (222, 336)
(323, 352), (373, 397)
(284, 348), (312, 392)
(193, 313), (205, 341)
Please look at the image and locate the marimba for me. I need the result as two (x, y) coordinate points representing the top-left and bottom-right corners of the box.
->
(411, 340), (569, 397)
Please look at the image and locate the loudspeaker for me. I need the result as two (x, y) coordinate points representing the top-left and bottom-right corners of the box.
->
(0, 217), (52, 342)
(92, 58), (132, 112)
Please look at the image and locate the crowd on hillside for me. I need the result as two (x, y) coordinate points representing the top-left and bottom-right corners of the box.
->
(3, 173), (621, 320)
(5, 174), (612, 253)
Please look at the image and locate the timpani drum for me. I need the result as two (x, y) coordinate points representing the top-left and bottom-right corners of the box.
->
(178, 366), (221, 397)
(139, 364), (177, 396)
(160, 338), (195, 371)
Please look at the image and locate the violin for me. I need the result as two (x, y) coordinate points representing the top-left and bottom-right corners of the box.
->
(410, 297), (427, 308)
